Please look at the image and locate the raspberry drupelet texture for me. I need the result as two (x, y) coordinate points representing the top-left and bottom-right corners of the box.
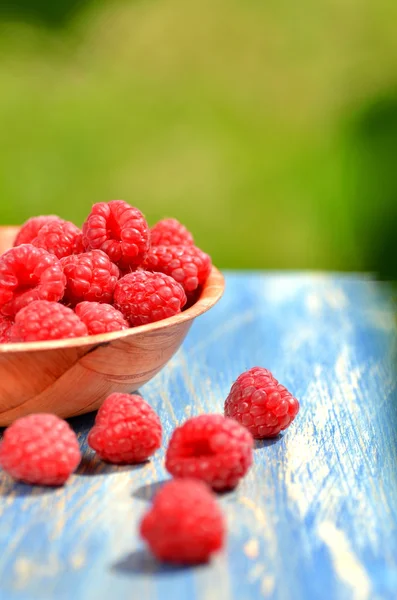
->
(140, 479), (225, 564)
(10, 300), (88, 342)
(75, 302), (128, 335)
(32, 219), (83, 259)
(0, 244), (66, 317)
(144, 245), (212, 293)
(0, 413), (81, 486)
(114, 270), (186, 327)
(224, 367), (300, 439)
(0, 315), (13, 343)
(61, 250), (120, 306)
(88, 393), (162, 464)
(82, 200), (150, 270)
(165, 414), (254, 491)
(151, 218), (194, 247)
(14, 215), (61, 246)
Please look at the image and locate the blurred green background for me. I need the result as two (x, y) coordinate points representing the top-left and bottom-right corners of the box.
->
(0, 0), (396, 276)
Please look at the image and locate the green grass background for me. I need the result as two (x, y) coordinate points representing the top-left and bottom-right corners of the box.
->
(0, 0), (396, 274)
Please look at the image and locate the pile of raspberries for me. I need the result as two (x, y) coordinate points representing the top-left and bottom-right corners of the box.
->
(0, 367), (299, 565)
(0, 198), (301, 566)
(0, 200), (212, 343)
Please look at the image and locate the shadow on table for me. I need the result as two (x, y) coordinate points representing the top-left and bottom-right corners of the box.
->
(0, 480), (56, 497)
(112, 548), (202, 576)
(77, 454), (149, 477)
(68, 411), (97, 435)
(254, 434), (284, 449)
(0, 454), (149, 496)
(132, 479), (168, 502)
(132, 479), (239, 503)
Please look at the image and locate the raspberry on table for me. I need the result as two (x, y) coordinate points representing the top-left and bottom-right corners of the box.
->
(0, 244), (66, 317)
(88, 393), (162, 464)
(151, 218), (194, 247)
(32, 219), (83, 259)
(114, 270), (186, 327)
(144, 245), (212, 293)
(224, 367), (300, 439)
(10, 300), (88, 342)
(140, 478), (225, 564)
(165, 414), (254, 491)
(75, 302), (128, 335)
(0, 413), (81, 486)
(14, 215), (61, 246)
(61, 250), (120, 306)
(82, 200), (150, 270)
(0, 315), (13, 343)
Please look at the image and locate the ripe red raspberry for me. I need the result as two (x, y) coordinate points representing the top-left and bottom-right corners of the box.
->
(60, 250), (120, 306)
(140, 479), (224, 564)
(224, 367), (300, 439)
(82, 200), (150, 270)
(114, 270), (186, 327)
(88, 393), (162, 464)
(10, 300), (88, 342)
(151, 218), (194, 247)
(165, 414), (253, 491)
(75, 302), (128, 335)
(14, 215), (61, 246)
(144, 245), (212, 293)
(0, 315), (13, 343)
(0, 413), (81, 486)
(32, 219), (83, 259)
(0, 245), (66, 317)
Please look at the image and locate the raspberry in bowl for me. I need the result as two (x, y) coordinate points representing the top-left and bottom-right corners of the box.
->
(0, 209), (223, 426)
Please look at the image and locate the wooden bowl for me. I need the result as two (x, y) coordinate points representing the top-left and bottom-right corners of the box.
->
(0, 227), (224, 426)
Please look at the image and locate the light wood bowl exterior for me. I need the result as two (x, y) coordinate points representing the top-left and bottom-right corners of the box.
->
(0, 227), (225, 426)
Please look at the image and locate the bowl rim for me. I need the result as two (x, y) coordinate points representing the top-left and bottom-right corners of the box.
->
(0, 266), (225, 354)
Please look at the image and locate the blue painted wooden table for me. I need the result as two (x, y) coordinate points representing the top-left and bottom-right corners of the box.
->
(0, 273), (396, 600)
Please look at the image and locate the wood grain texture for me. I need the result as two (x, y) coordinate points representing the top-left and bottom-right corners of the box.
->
(0, 272), (396, 600)
(0, 226), (224, 425)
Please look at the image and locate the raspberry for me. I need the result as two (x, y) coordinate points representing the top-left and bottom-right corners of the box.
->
(32, 219), (83, 259)
(224, 367), (300, 439)
(151, 218), (194, 247)
(60, 250), (120, 306)
(0, 245), (66, 317)
(140, 479), (224, 564)
(88, 393), (162, 464)
(75, 302), (128, 335)
(0, 413), (81, 486)
(144, 245), (212, 293)
(10, 300), (88, 342)
(0, 315), (13, 343)
(114, 271), (186, 327)
(165, 414), (253, 491)
(14, 215), (61, 246)
(82, 200), (150, 270)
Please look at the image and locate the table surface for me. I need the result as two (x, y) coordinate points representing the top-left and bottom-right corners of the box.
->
(0, 272), (396, 600)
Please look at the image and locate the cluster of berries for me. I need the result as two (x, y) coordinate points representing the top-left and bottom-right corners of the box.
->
(0, 367), (299, 564)
(0, 200), (211, 343)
